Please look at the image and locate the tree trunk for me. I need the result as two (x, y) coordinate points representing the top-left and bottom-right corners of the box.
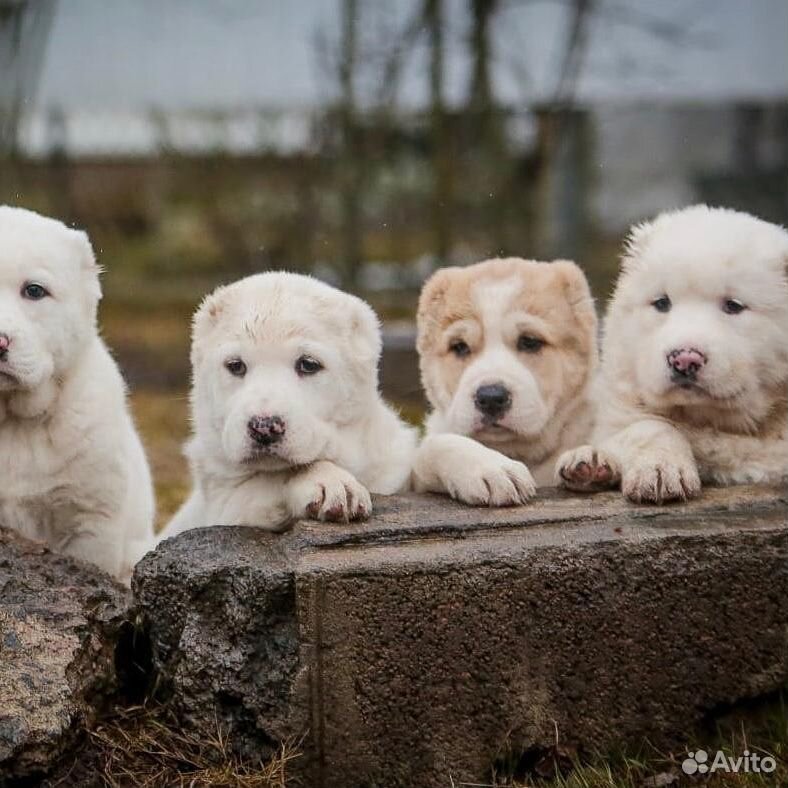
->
(338, 0), (363, 289)
(0, 0), (57, 156)
(425, 0), (452, 266)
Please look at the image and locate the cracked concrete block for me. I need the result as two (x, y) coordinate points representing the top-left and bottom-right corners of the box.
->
(134, 484), (788, 787)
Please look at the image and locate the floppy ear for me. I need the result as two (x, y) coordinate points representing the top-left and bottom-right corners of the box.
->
(191, 285), (229, 367)
(70, 228), (103, 303)
(620, 218), (656, 271)
(416, 267), (460, 354)
(347, 296), (382, 368)
(781, 229), (788, 278)
(339, 296), (383, 392)
(552, 260), (598, 356)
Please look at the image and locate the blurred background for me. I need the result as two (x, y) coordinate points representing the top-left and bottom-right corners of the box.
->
(2, 0), (787, 524)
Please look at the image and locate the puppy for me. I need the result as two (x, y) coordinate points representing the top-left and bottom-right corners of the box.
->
(0, 206), (155, 581)
(558, 205), (788, 503)
(160, 272), (417, 538)
(413, 257), (598, 503)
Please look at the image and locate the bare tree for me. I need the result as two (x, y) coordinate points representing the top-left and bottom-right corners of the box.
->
(337, 0), (364, 289)
(424, 0), (453, 264)
(533, 0), (706, 258)
(465, 0), (511, 255)
(467, 0), (498, 120)
(532, 0), (595, 258)
(551, 0), (593, 112)
(0, 0), (56, 156)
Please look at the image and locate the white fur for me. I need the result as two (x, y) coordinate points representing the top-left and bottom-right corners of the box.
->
(0, 206), (155, 581)
(160, 272), (417, 538)
(558, 205), (788, 502)
(412, 432), (538, 506)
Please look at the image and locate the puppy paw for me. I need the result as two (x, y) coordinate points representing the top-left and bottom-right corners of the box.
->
(556, 445), (621, 492)
(621, 459), (701, 505)
(289, 463), (372, 523)
(443, 450), (536, 507)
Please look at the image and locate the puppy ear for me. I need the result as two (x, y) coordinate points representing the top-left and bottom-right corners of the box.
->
(621, 219), (656, 270)
(191, 286), (228, 367)
(781, 229), (788, 277)
(552, 260), (598, 350)
(346, 296), (382, 370)
(70, 229), (103, 303)
(416, 267), (460, 354)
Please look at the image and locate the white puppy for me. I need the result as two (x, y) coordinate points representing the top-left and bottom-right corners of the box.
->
(413, 257), (598, 504)
(161, 272), (417, 538)
(558, 205), (788, 503)
(0, 207), (154, 580)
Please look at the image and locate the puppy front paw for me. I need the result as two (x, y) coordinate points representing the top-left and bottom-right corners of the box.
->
(621, 459), (701, 504)
(289, 463), (372, 523)
(556, 445), (621, 492)
(443, 450), (536, 507)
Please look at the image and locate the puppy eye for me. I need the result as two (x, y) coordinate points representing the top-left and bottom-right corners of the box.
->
(295, 355), (323, 376)
(22, 282), (50, 301)
(225, 358), (247, 377)
(652, 295), (671, 313)
(722, 298), (747, 315)
(517, 335), (545, 353)
(449, 340), (470, 358)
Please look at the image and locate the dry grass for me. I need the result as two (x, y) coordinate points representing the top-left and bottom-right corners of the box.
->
(102, 304), (193, 357)
(484, 694), (788, 788)
(129, 389), (191, 531)
(47, 705), (300, 788)
(43, 692), (787, 788)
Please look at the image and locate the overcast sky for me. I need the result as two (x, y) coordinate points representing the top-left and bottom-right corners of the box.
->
(34, 0), (788, 111)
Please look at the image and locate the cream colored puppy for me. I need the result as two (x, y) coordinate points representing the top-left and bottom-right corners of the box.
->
(558, 205), (788, 503)
(161, 272), (417, 538)
(413, 257), (598, 503)
(0, 206), (154, 581)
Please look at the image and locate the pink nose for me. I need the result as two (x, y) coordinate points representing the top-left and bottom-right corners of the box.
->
(0, 334), (9, 354)
(667, 348), (706, 378)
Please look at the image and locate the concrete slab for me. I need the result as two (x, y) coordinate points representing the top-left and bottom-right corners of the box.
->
(134, 484), (788, 788)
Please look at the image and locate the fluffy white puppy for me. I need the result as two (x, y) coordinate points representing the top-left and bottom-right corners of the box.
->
(413, 257), (598, 504)
(0, 206), (154, 580)
(558, 205), (788, 503)
(161, 272), (417, 538)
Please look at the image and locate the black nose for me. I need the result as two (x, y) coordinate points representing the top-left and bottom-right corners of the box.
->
(247, 415), (286, 446)
(474, 383), (512, 419)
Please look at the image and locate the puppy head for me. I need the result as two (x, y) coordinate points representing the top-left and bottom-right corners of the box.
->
(191, 271), (382, 471)
(0, 207), (101, 394)
(606, 205), (788, 428)
(417, 257), (597, 447)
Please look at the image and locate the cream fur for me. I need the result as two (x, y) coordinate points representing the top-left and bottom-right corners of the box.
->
(0, 206), (155, 581)
(413, 257), (598, 504)
(558, 205), (788, 502)
(160, 272), (417, 538)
